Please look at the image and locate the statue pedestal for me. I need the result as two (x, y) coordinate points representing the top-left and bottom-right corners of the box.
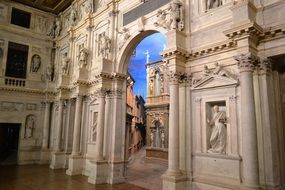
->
(66, 155), (84, 176)
(50, 152), (66, 169)
(162, 172), (188, 190)
(88, 160), (108, 184)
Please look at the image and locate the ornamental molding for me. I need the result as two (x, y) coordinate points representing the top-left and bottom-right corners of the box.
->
(224, 22), (263, 39)
(0, 86), (57, 96)
(189, 40), (237, 60)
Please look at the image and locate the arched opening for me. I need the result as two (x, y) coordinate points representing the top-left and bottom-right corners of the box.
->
(120, 31), (168, 189)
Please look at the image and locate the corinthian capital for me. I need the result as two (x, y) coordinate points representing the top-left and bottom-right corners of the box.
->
(258, 58), (272, 75)
(234, 53), (259, 73)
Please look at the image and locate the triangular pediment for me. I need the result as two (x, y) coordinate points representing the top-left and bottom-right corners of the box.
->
(192, 74), (239, 90)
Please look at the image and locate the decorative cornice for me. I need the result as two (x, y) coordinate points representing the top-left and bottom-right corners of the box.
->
(189, 40), (236, 59)
(161, 48), (189, 59)
(0, 86), (57, 96)
(224, 22), (263, 40)
(260, 24), (285, 42)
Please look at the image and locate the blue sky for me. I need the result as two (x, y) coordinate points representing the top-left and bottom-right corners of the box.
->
(128, 33), (167, 100)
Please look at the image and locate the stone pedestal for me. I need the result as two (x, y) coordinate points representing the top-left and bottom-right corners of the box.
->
(39, 149), (50, 164)
(87, 160), (108, 184)
(50, 152), (66, 169)
(66, 155), (84, 176)
(162, 174), (188, 190)
(108, 162), (125, 184)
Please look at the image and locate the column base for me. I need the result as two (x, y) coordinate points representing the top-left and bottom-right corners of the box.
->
(88, 160), (108, 184)
(49, 152), (66, 169)
(162, 171), (188, 190)
(108, 161), (125, 184)
(66, 155), (84, 176)
(39, 149), (51, 164)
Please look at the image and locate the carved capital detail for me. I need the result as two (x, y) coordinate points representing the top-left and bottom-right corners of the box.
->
(234, 53), (259, 73)
(258, 58), (272, 75)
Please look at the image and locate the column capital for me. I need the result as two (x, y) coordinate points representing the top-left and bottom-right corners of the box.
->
(257, 58), (272, 76)
(96, 89), (107, 98)
(234, 53), (259, 73)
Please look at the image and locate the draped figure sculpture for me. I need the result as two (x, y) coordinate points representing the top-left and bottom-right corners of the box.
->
(207, 105), (227, 154)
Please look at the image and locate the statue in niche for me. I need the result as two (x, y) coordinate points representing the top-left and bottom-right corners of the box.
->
(25, 115), (36, 138)
(30, 54), (41, 73)
(62, 53), (70, 75)
(79, 48), (88, 68)
(70, 6), (77, 26)
(166, 0), (184, 31)
(54, 17), (62, 37)
(207, 105), (227, 154)
(149, 79), (154, 95)
(98, 32), (111, 58)
(92, 112), (98, 142)
(46, 66), (54, 81)
(207, 0), (222, 10)
(118, 27), (130, 50)
(150, 130), (154, 147)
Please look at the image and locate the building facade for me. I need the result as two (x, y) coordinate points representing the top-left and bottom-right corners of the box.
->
(0, 0), (285, 190)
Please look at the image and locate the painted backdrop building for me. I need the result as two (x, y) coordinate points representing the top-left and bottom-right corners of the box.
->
(0, 0), (285, 190)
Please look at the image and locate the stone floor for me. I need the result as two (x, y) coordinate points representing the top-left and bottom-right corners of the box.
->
(0, 148), (167, 190)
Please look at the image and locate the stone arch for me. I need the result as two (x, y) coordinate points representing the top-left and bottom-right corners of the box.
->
(116, 28), (167, 74)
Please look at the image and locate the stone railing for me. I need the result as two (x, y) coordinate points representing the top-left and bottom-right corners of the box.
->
(4, 77), (26, 87)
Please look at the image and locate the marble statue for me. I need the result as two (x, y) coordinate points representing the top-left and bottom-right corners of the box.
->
(85, 0), (93, 14)
(207, 105), (227, 154)
(98, 33), (111, 58)
(207, 0), (222, 10)
(25, 115), (36, 138)
(62, 53), (70, 75)
(46, 66), (53, 81)
(149, 79), (154, 95)
(70, 6), (77, 26)
(212, 62), (237, 80)
(154, 9), (168, 29)
(150, 130), (154, 147)
(30, 54), (41, 73)
(54, 17), (62, 37)
(79, 48), (88, 68)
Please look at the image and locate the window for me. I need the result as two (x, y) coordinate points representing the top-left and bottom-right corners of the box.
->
(11, 8), (31, 28)
(5, 42), (29, 79)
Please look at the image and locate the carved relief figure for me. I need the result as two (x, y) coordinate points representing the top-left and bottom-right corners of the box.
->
(207, 105), (227, 154)
(46, 66), (54, 81)
(85, 0), (93, 14)
(118, 27), (131, 50)
(79, 48), (88, 68)
(98, 32), (111, 58)
(62, 53), (70, 75)
(30, 54), (41, 73)
(167, 0), (184, 31)
(154, 9), (168, 29)
(161, 130), (165, 148)
(25, 115), (36, 138)
(207, 0), (222, 10)
(212, 62), (237, 80)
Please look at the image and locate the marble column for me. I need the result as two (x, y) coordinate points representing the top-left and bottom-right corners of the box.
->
(71, 96), (83, 156)
(235, 53), (259, 187)
(64, 100), (71, 152)
(104, 91), (112, 158)
(95, 90), (106, 161)
(55, 100), (63, 152)
(167, 73), (180, 175)
(42, 102), (51, 150)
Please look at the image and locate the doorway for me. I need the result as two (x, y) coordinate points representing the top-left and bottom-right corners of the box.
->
(0, 123), (20, 165)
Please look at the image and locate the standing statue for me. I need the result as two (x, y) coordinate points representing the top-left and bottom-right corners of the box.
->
(25, 115), (36, 138)
(30, 54), (41, 73)
(62, 53), (70, 75)
(79, 48), (88, 68)
(149, 79), (154, 95)
(70, 6), (77, 26)
(161, 130), (165, 148)
(98, 33), (111, 58)
(54, 17), (62, 37)
(207, 105), (227, 154)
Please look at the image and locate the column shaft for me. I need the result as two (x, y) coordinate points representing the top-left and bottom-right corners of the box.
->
(95, 92), (106, 161)
(168, 81), (180, 174)
(55, 100), (63, 152)
(72, 96), (82, 155)
(42, 102), (50, 149)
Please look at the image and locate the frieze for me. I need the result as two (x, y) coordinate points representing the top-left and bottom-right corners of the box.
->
(1, 101), (24, 112)
(26, 103), (37, 111)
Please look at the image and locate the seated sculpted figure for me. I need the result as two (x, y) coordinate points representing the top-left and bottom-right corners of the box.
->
(207, 105), (227, 154)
